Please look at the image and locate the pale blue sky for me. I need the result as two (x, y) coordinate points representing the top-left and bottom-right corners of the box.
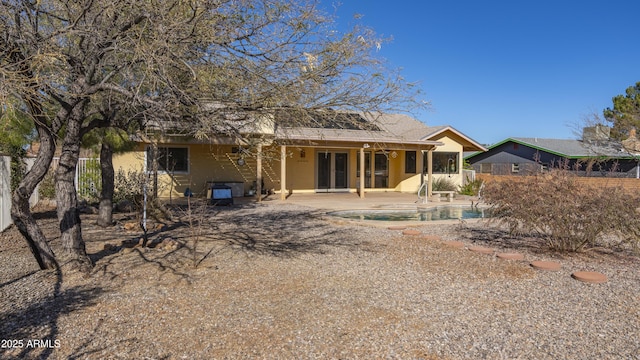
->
(324, 1), (640, 145)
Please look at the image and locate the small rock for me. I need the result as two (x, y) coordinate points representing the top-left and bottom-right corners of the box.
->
(124, 222), (138, 231)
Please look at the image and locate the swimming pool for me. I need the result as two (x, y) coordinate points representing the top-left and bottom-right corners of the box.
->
(329, 206), (490, 221)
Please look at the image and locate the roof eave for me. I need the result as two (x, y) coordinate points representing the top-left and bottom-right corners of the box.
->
(421, 126), (488, 152)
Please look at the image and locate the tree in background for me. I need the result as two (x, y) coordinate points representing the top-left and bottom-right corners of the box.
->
(0, 101), (36, 191)
(604, 82), (640, 140)
(1, 0), (425, 271)
(82, 126), (138, 227)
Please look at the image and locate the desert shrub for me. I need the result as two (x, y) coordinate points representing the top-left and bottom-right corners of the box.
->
(432, 177), (457, 191)
(458, 177), (483, 196)
(482, 169), (640, 252)
(114, 168), (148, 210)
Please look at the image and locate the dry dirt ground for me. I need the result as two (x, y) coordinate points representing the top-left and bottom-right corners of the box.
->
(0, 202), (638, 359)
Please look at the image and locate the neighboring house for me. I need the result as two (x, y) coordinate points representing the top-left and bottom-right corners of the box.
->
(465, 127), (640, 178)
(112, 111), (486, 199)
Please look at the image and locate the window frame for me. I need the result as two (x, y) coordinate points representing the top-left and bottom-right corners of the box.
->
(480, 163), (492, 174)
(424, 151), (459, 175)
(404, 151), (417, 174)
(146, 146), (190, 174)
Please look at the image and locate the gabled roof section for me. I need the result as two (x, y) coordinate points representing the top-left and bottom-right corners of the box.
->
(466, 137), (635, 159)
(275, 112), (444, 147)
(420, 126), (488, 152)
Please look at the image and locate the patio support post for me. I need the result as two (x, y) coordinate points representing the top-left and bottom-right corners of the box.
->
(280, 145), (286, 200)
(418, 149), (425, 187)
(359, 147), (365, 198)
(256, 143), (263, 202)
(427, 147), (433, 198)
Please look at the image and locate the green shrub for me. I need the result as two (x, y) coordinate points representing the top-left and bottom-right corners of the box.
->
(483, 169), (640, 253)
(39, 170), (56, 199)
(458, 177), (483, 196)
(432, 177), (457, 191)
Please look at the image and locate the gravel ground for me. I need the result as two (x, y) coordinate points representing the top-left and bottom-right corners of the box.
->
(0, 202), (638, 359)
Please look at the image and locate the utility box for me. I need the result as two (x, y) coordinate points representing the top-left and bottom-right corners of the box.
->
(210, 184), (233, 206)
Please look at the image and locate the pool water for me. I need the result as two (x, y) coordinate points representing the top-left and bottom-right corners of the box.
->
(330, 206), (490, 221)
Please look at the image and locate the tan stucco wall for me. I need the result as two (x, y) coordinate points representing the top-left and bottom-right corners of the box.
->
(393, 151), (421, 193)
(112, 144), (146, 173)
(112, 143), (285, 198)
(112, 138), (467, 197)
(393, 137), (466, 193)
(284, 146), (315, 191)
(430, 136), (464, 187)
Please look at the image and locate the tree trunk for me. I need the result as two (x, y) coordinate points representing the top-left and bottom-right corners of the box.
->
(96, 142), (115, 227)
(55, 105), (92, 271)
(10, 123), (58, 270)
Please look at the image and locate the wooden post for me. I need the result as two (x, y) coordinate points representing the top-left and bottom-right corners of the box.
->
(280, 145), (286, 200)
(427, 148), (433, 198)
(359, 147), (365, 198)
(256, 143), (263, 202)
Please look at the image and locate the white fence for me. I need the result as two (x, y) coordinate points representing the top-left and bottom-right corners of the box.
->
(0, 155), (92, 232)
(1, 155), (11, 232)
(52, 157), (101, 199)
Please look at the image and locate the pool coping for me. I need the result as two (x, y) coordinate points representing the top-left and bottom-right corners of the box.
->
(323, 204), (491, 227)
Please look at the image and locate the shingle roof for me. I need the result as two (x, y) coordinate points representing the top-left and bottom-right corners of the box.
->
(275, 112), (486, 151)
(499, 137), (633, 158)
(275, 113), (445, 147)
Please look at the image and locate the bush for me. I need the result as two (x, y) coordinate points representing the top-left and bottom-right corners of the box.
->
(482, 169), (640, 252)
(39, 170), (56, 199)
(114, 168), (149, 210)
(458, 177), (483, 196)
(432, 177), (457, 192)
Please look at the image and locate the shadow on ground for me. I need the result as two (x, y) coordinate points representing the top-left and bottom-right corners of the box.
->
(0, 270), (105, 359)
(88, 203), (378, 278)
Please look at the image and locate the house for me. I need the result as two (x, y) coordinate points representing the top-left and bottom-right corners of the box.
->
(465, 127), (640, 178)
(112, 111), (487, 200)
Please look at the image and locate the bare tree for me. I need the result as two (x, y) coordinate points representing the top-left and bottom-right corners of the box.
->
(1, 0), (426, 271)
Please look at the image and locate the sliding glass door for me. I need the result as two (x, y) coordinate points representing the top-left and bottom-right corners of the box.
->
(316, 151), (348, 191)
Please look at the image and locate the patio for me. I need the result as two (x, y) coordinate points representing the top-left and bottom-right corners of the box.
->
(184, 191), (478, 211)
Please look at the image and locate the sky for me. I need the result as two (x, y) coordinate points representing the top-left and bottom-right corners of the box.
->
(321, 0), (640, 145)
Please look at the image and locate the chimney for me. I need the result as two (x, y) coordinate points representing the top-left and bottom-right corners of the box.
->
(582, 124), (610, 142)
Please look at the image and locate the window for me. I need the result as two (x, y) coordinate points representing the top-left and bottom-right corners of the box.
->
(480, 163), (492, 174)
(147, 146), (189, 173)
(405, 151), (417, 173)
(511, 163), (520, 173)
(424, 152), (458, 174)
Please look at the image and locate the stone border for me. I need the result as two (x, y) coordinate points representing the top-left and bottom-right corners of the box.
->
(571, 271), (608, 284)
(530, 260), (562, 271)
(496, 252), (525, 261)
